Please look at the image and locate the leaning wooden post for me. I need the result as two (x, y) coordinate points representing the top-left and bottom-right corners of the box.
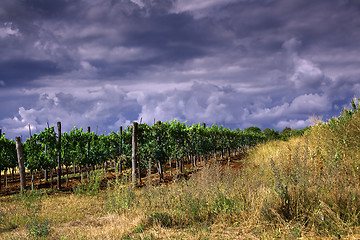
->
(15, 137), (26, 193)
(57, 122), (62, 189)
(131, 122), (138, 186)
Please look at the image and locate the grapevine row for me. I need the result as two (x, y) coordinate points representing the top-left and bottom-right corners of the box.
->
(0, 120), (266, 191)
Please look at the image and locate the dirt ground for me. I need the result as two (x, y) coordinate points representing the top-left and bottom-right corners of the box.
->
(0, 153), (245, 197)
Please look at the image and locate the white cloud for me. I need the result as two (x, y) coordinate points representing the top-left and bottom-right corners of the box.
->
(282, 37), (302, 54)
(130, 0), (145, 8)
(78, 45), (155, 62)
(249, 103), (290, 121)
(0, 83), (136, 138)
(0, 22), (21, 39)
(276, 118), (312, 130)
(281, 38), (329, 92)
(135, 81), (246, 127)
(289, 93), (330, 114)
(290, 57), (325, 90)
(80, 61), (97, 71)
(246, 93), (330, 128)
(172, 0), (236, 14)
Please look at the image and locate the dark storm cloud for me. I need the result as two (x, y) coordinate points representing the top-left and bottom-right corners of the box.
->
(123, 12), (220, 50)
(22, 0), (75, 18)
(0, 0), (227, 80)
(216, 0), (360, 54)
(0, 59), (62, 86)
(0, 0), (80, 21)
(83, 9), (226, 77)
(0, 0), (359, 138)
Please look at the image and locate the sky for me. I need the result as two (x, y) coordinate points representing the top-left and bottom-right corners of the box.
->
(1, 0), (360, 139)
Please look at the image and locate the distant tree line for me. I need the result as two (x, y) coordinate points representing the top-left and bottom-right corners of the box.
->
(244, 126), (310, 141)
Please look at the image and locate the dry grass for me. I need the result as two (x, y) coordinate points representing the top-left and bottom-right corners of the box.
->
(242, 108), (360, 239)
(1, 107), (360, 239)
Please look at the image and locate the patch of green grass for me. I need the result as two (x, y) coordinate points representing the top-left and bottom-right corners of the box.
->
(73, 169), (105, 195)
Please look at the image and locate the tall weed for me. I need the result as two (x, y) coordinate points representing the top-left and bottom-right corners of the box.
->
(253, 101), (360, 237)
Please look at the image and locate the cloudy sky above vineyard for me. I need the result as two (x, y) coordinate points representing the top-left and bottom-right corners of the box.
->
(1, 0), (360, 138)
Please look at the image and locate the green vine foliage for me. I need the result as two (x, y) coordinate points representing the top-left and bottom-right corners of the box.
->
(0, 133), (17, 172)
(24, 127), (58, 172)
(2, 120), (270, 175)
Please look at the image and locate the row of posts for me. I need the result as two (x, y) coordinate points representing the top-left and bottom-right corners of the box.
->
(9, 120), (198, 191)
(12, 121), (129, 192)
(14, 122), (62, 193)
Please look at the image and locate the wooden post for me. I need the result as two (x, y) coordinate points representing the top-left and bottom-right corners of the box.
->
(156, 121), (163, 182)
(57, 122), (62, 189)
(15, 137), (26, 193)
(44, 132), (48, 182)
(137, 126), (142, 185)
(119, 126), (123, 173)
(168, 157), (172, 176)
(44, 169), (48, 182)
(3, 169), (6, 187)
(5, 169), (7, 187)
(28, 124), (32, 138)
(30, 169), (34, 190)
(147, 158), (152, 185)
(228, 147), (231, 163)
(66, 166), (69, 188)
(180, 158), (183, 173)
(137, 161), (142, 186)
(175, 160), (179, 176)
(86, 126), (90, 179)
(193, 155), (197, 167)
(131, 122), (138, 186)
(80, 166), (83, 183)
(202, 123), (206, 165)
(50, 170), (54, 189)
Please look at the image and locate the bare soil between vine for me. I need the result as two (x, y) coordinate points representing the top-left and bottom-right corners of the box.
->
(0, 153), (245, 197)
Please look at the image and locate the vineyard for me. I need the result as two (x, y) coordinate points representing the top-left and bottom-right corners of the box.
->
(1, 99), (359, 239)
(0, 120), (266, 194)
